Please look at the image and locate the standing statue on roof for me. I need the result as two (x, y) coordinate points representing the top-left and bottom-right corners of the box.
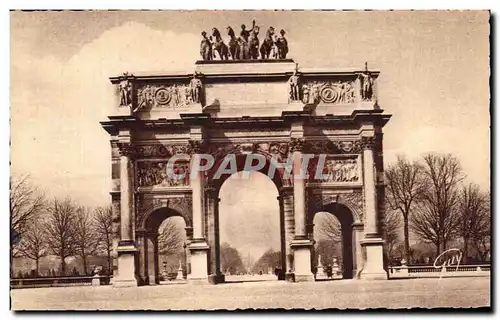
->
(239, 20), (256, 59)
(276, 29), (289, 59)
(200, 31), (213, 61)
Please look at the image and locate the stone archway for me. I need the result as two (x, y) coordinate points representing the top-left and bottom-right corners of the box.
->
(204, 151), (288, 283)
(311, 205), (355, 279)
(308, 191), (364, 279)
(136, 206), (192, 285)
(102, 59), (391, 287)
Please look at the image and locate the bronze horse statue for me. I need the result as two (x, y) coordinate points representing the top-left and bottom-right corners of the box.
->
(260, 26), (275, 59)
(200, 31), (213, 61)
(211, 28), (229, 60)
(226, 26), (240, 60)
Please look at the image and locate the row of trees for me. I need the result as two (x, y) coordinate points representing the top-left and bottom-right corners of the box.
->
(385, 153), (491, 264)
(11, 175), (113, 277)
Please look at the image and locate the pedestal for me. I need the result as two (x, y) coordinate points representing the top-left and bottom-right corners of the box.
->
(291, 239), (314, 282)
(359, 238), (387, 280)
(188, 241), (210, 285)
(113, 244), (138, 287)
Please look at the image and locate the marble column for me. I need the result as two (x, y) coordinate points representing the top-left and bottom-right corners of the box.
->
(185, 227), (193, 276)
(352, 222), (364, 279)
(146, 232), (157, 285)
(114, 142), (138, 287)
(188, 141), (210, 284)
(136, 230), (148, 285)
(281, 192), (295, 280)
(289, 138), (314, 282)
(206, 187), (224, 284)
(359, 136), (387, 280)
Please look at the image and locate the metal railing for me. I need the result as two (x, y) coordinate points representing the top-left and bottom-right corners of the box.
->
(388, 264), (491, 276)
(10, 275), (112, 289)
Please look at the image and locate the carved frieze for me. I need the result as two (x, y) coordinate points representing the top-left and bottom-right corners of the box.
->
(314, 158), (359, 183)
(255, 142), (289, 163)
(117, 142), (136, 157)
(307, 140), (362, 154)
(288, 137), (305, 152)
(136, 84), (191, 109)
(136, 161), (189, 187)
(302, 80), (355, 104)
(135, 144), (190, 158)
(136, 74), (203, 111)
(361, 136), (376, 150)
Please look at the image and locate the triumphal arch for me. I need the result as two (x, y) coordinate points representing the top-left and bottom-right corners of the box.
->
(101, 36), (391, 286)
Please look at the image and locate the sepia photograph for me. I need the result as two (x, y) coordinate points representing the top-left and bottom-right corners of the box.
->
(9, 9), (491, 311)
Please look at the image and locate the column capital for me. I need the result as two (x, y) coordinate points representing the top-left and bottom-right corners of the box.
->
(361, 136), (376, 150)
(289, 137), (306, 152)
(187, 139), (207, 155)
(117, 142), (136, 157)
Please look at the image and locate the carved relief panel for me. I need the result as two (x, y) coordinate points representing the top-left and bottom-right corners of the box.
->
(133, 74), (204, 112)
(137, 84), (199, 109)
(313, 157), (360, 183)
(302, 80), (356, 104)
(136, 161), (190, 187)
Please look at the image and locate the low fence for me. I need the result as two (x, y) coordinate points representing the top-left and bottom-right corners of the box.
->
(10, 275), (112, 289)
(388, 264), (491, 278)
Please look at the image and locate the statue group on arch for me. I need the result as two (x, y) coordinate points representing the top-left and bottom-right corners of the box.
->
(200, 20), (289, 61)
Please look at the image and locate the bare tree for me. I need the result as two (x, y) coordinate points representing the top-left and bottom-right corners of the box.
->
(383, 209), (402, 261)
(471, 189), (490, 262)
(94, 206), (113, 274)
(14, 218), (48, 277)
(158, 218), (184, 256)
(457, 184), (488, 261)
(44, 198), (77, 276)
(410, 154), (464, 254)
(385, 156), (427, 263)
(74, 206), (99, 275)
(10, 175), (45, 245)
(317, 213), (341, 243)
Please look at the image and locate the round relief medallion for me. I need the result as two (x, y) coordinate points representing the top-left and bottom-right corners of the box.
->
(319, 85), (338, 103)
(155, 87), (172, 105)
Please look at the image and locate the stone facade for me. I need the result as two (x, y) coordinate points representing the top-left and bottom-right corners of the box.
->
(101, 59), (391, 286)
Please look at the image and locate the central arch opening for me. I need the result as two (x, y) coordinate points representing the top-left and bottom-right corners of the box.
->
(218, 171), (284, 283)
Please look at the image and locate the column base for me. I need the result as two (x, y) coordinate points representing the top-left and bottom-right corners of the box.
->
(187, 277), (210, 285)
(359, 237), (388, 280)
(113, 244), (138, 288)
(208, 274), (225, 284)
(295, 274), (315, 282)
(188, 240), (209, 284)
(291, 239), (314, 282)
(285, 273), (295, 282)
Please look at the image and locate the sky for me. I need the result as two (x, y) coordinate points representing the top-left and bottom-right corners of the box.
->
(10, 11), (490, 260)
